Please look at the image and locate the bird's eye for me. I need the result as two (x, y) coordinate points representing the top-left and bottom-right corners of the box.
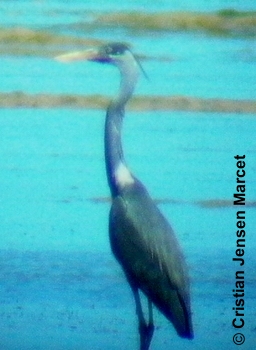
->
(105, 47), (113, 55)
(103, 43), (128, 57)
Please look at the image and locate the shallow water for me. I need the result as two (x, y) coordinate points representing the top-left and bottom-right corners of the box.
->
(0, 1), (256, 349)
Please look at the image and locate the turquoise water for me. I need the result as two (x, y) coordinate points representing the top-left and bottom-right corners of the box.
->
(0, 1), (256, 349)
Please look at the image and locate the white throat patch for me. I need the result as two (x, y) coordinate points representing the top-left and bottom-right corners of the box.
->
(115, 162), (134, 187)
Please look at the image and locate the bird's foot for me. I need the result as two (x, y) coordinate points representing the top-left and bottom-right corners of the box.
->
(139, 322), (154, 350)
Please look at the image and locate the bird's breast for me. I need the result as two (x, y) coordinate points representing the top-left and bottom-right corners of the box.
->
(115, 162), (135, 188)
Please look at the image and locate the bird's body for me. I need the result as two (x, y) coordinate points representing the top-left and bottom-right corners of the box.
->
(56, 42), (193, 349)
(109, 178), (192, 338)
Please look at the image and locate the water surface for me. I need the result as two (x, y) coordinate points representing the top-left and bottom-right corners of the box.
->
(0, 1), (255, 349)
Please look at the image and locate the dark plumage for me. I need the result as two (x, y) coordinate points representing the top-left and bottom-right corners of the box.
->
(109, 180), (193, 339)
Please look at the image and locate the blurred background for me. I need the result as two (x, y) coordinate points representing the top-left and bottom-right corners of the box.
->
(0, 1), (255, 349)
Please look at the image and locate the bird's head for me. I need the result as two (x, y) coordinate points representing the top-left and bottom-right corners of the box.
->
(56, 42), (131, 65)
(55, 42), (147, 78)
(55, 42), (147, 106)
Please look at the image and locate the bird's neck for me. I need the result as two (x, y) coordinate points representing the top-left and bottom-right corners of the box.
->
(113, 57), (139, 108)
(104, 59), (139, 197)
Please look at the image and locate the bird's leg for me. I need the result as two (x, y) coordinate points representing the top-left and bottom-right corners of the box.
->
(132, 288), (154, 350)
(147, 299), (154, 342)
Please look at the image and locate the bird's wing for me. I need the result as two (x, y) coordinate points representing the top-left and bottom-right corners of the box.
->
(110, 184), (186, 283)
(109, 182), (193, 337)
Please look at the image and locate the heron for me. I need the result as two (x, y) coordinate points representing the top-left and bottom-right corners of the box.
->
(56, 42), (193, 350)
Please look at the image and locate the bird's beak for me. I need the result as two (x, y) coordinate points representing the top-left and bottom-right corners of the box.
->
(55, 48), (101, 63)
